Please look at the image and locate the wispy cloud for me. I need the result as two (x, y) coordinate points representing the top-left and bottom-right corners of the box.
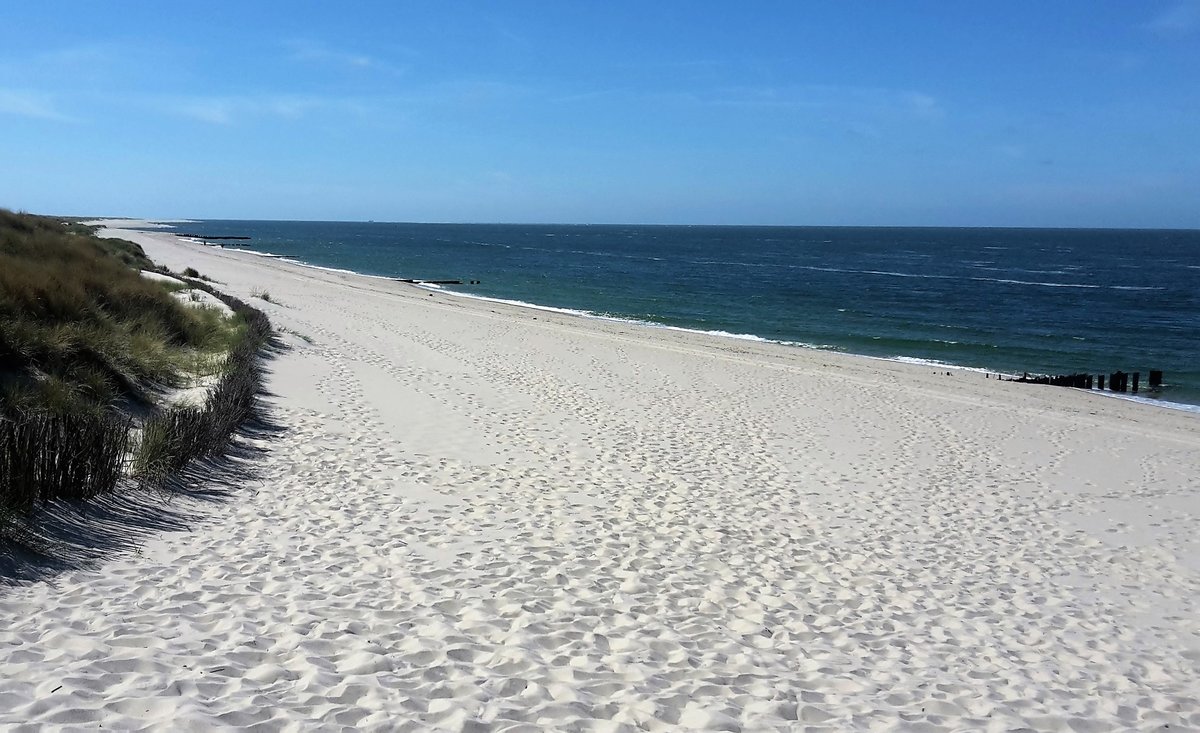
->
(0, 88), (74, 121)
(282, 39), (409, 76)
(553, 83), (945, 121)
(903, 92), (944, 121)
(549, 83), (947, 146)
(1145, 0), (1200, 36)
(405, 80), (531, 106)
(553, 88), (631, 104)
(701, 84), (946, 120)
(0, 43), (115, 85)
(149, 79), (530, 127)
(169, 97), (233, 124)
(157, 94), (343, 125)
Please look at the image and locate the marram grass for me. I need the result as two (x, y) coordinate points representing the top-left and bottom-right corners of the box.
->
(0, 210), (273, 554)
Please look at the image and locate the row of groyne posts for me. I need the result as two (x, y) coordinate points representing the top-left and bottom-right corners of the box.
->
(1004, 369), (1163, 394)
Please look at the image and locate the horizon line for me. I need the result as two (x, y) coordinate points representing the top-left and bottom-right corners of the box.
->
(59, 214), (1200, 233)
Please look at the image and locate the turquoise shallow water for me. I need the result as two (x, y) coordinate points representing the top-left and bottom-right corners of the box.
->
(167, 221), (1200, 409)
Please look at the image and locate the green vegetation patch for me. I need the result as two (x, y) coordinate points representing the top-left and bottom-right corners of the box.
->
(0, 210), (243, 415)
(1, 210), (274, 565)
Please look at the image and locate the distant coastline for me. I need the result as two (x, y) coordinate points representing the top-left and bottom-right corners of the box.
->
(142, 219), (1200, 411)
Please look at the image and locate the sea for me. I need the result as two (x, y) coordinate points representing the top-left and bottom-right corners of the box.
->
(162, 221), (1200, 411)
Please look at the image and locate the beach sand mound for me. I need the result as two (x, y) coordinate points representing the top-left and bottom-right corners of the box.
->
(138, 269), (235, 318)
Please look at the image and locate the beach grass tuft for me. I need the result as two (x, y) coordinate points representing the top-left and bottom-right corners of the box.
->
(0, 210), (242, 409)
(0, 412), (131, 509)
(134, 290), (270, 487)
(0, 209), (274, 553)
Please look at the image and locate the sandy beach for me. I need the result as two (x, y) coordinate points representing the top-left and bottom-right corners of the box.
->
(1, 224), (1198, 731)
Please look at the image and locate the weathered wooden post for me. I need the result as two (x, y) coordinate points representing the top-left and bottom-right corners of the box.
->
(1097, 374), (1105, 390)
(1150, 370), (1163, 388)
(1111, 371), (1127, 392)
(1086, 375), (1094, 389)
(1131, 372), (1140, 393)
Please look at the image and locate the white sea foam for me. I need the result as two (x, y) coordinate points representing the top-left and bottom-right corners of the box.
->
(282, 259), (396, 280)
(788, 264), (1162, 290)
(1100, 391), (1200, 414)
(437, 288), (596, 318)
(228, 248), (284, 258)
(892, 361), (1200, 414)
(437, 289), (838, 349)
(983, 277), (1102, 288)
(654, 325), (836, 350)
(228, 250), (399, 282)
(885, 356), (1001, 375)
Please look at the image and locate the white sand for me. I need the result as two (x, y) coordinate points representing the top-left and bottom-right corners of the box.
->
(2, 226), (1198, 732)
(79, 218), (195, 229)
(138, 269), (237, 318)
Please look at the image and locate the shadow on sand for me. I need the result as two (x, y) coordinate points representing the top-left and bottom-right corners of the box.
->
(0, 346), (289, 587)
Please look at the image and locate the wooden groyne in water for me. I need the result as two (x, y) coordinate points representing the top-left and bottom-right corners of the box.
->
(176, 234), (251, 240)
(394, 279), (481, 286)
(1005, 369), (1163, 394)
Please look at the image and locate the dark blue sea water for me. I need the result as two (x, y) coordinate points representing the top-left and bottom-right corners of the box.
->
(169, 221), (1200, 409)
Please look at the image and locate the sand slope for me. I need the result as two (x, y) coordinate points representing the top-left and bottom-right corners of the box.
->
(1, 228), (1197, 731)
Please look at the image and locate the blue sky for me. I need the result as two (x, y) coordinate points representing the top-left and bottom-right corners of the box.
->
(1, 1), (1197, 227)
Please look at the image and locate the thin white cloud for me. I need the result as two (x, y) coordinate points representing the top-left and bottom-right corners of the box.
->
(157, 94), (345, 125)
(262, 95), (326, 120)
(0, 89), (74, 121)
(413, 80), (530, 105)
(170, 97), (233, 124)
(1145, 0), (1200, 36)
(644, 83), (944, 118)
(370, 80), (533, 111)
(552, 88), (631, 104)
(0, 43), (114, 84)
(651, 84), (948, 127)
(484, 170), (515, 185)
(149, 80), (528, 126)
(549, 83), (947, 138)
(282, 39), (409, 76)
(903, 92), (944, 121)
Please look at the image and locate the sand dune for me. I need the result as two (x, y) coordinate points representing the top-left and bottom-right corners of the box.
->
(1, 227), (1197, 731)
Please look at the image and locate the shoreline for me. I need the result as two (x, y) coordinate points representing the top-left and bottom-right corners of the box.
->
(160, 225), (1200, 414)
(130, 226), (1200, 432)
(2, 224), (1197, 730)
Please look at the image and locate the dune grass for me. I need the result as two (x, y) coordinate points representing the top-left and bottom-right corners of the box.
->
(0, 210), (241, 414)
(133, 290), (271, 487)
(0, 412), (131, 510)
(0, 209), (273, 552)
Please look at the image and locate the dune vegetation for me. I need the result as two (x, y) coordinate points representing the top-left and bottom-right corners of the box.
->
(0, 210), (272, 549)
